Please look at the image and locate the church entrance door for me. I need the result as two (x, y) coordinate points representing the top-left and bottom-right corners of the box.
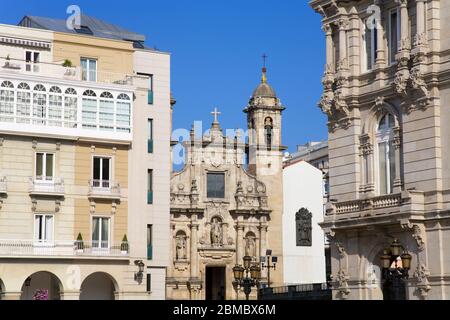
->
(206, 267), (226, 300)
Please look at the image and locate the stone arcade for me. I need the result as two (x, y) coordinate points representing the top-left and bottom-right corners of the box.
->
(167, 68), (285, 300)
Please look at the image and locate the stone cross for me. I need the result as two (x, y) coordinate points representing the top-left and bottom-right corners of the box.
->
(211, 107), (221, 124)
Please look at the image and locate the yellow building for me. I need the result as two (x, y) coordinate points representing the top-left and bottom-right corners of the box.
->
(0, 15), (172, 300)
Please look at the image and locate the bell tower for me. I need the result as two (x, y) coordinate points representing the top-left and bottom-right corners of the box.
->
(244, 61), (286, 287)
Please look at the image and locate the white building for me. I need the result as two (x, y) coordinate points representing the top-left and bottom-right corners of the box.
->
(282, 158), (326, 285)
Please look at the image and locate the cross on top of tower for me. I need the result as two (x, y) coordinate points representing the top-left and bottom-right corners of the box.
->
(211, 107), (221, 124)
(262, 53), (268, 83)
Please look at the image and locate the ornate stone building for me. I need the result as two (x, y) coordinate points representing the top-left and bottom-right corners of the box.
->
(167, 69), (285, 300)
(310, 0), (450, 299)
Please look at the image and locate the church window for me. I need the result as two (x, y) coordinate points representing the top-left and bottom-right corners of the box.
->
(296, 208), (312, 247)
(207, 172), (225, 199)
(376, 113), (396, 195)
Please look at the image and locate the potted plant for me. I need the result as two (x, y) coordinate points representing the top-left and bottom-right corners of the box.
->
(62, 59), (76, 77)
(76, 233), (84, 253)
(3, 54), (11, 68)
(121, 235), (129, 254)
(62, 59), (72, 67)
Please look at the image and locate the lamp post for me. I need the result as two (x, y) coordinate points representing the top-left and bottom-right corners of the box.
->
(379, 239), (412, 300)
(260, 249), (277, 288)
(134, 260), (145, 284)
(233, 256), (261, 300)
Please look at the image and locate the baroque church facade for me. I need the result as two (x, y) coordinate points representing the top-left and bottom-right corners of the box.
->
(166, 69), (285, 300)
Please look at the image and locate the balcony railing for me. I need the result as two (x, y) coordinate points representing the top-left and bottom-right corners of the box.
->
(0, 240), (129, 257)
(0, 176), (6, 194)
(0, 56), (133, 86)
(29, 177), (65, 196)
(330, 193), (403, 216)
(88, 179), (121, 200)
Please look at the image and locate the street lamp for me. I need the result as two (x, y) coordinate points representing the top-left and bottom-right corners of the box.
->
(260, 249), (277, 288)
(233, 256), (261, 300)
(379, 239), (412, 299)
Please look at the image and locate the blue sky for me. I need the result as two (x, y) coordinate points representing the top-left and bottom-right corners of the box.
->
(0, 0), (327, 153)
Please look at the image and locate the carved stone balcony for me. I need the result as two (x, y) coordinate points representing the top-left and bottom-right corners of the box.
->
(29, 177), (65, 197)
(323, 190), (425, 229)
(88, 179), (121, 201)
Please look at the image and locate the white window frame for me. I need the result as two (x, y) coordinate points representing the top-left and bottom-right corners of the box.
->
(361, 18), (377, 72)
(91, 216), (110, 249)
(92, 156), (112, 188)
(35, 152), (55, 182)
(81, 57), (98, 82)
(34, 214), (54, 245)
(25, 50), (40, 73)
(388, 8), (401, 65)
(375, 115), (395, 195)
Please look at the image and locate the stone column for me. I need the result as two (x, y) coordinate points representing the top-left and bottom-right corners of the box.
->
(415, 0), (426, 47)
(397, 0), (410, 51)
(236, 223), (244, 265)
(323, 23), (334, 74)
(189, 217), (200, 279)
(375, 18), (385, 65)
(1, 292), (22, 300)
(259, 219), (268, 280)
(393, 127), (402, 193)
(337, 17), (349, 71)
(61, 290), (81, 300)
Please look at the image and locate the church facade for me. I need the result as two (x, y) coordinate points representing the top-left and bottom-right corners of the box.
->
(166, 69), (285, 300)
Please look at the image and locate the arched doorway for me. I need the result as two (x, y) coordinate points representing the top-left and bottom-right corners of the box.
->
(80, 272), (117, 300)
(20, 272), (62, 300)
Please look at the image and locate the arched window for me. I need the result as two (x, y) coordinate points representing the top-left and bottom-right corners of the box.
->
(0, 81), (15, 122)
(64, 88), (77, 128)
(99, 92), (114, 131)
(17, 83), (31, 123)
(376, 113), (396, 195)
(82, 90), (97, 129)
(48, 86), (62, 127)
(264, 117), (273, 149)
(33, 84), (47, 125)
(116, 94), (131, 133)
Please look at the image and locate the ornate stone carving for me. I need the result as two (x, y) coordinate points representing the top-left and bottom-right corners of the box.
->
(336, 269), (351, 298)
(400, 220), (425, 251)
(296, 208), (312, 246)
(210, 217), (223, 247)
(244, 235), (256, 257)
(176, 232), (188, 260)
(413, 32), (428, 48)
(359, 134), (373, 156)
(414, 264), (431, 298)
(410, 66), (430, 98)
(393, 127), (402, 150)
(394, 70), (409, 96)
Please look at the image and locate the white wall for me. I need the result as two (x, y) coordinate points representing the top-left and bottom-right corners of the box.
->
(282, 161), (326, 285)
